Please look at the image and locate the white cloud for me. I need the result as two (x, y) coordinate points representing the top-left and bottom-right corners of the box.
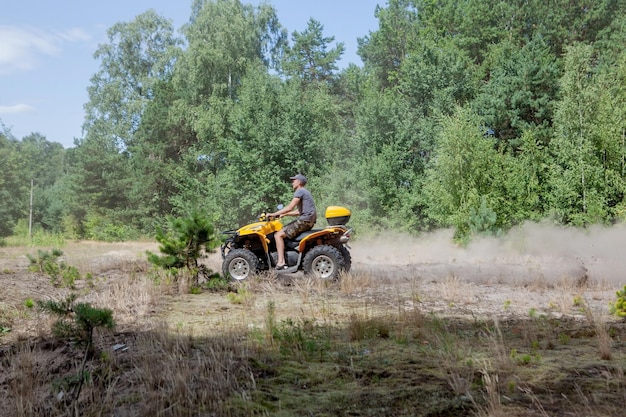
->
(0, 25), (91, 75)
(0, 104), (36, 114)
(56, 27), (91, 43)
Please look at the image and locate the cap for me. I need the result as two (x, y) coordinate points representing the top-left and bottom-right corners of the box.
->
(289, 174), (307, 184)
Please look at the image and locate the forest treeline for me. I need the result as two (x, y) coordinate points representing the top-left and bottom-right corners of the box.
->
(3, 0), (626, 242)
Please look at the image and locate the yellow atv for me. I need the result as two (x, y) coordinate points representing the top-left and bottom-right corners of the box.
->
(221, 206), (352, 281)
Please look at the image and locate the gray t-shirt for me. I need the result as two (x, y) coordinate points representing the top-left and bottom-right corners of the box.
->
(294, 187), (317, 223)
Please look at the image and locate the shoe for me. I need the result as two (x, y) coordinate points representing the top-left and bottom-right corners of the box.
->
(275, 264), (289, 271)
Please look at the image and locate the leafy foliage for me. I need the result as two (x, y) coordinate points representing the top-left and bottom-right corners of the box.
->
(6, 0), (626, 242)
(423, 107), (502, 240)
(281, 18), (345, 85)
(610, 285), (626, 319)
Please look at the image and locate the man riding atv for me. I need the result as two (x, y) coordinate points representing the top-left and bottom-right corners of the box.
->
(220, 175), (352, 281)
(268, 174), (316, 271)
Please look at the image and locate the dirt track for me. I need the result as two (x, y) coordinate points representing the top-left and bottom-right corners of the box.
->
(1, 230), (625, 417)
(1, 224), (624, 343)
(159, 225), (622, 336)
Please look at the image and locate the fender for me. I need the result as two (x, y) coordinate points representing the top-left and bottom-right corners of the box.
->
(232, 219), (282, 253)
(297, 226), (347, 252)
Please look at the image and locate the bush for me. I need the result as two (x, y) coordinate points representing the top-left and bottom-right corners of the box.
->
(147, 210), (221, 289)
(38, 295), (115, 345)
(38, 295), (115, 407)
(83, 212), (139, 242)
(610, 285), (626, 319)
(27, 249), (83, 289)
(6, 219), (66, 246)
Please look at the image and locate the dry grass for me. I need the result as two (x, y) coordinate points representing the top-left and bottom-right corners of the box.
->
(476, 365), (503, 417)
(1, 324), (254, 417)
(124, 325), (254, 416)
(87, 274), (157, 325)
(1, 241), (626, 416)
(582, 297), (614, 361)
(339, 269), (375, 294)
(439, 274), (476, 305)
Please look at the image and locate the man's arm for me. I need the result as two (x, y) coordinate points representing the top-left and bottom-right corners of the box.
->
(270, 197), (300, 218)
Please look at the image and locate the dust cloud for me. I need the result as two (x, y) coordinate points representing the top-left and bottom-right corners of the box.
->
(350, 222), (626, 287)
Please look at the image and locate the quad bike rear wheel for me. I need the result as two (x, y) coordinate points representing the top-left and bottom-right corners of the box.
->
(223, 248), (259, 281)
(303, 245), (345, 280)
(339, 246), (351, 272)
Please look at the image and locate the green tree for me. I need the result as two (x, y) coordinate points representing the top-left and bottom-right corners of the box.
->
(343, 88), (424, 231)
(188, 63), (344, 228)
(64, 136), (134, 236)
(146, 0), (287, 226)
(358, 0), (421, 88)
(72, 10), (181, 236)
(177, 0), (285, 104)
(0, 126), (29, 236)
(17, 133), (67, 232)
(595, 51), (626, 220)
(548, 43), (614, 225)
(281, 18), (345, 86)
(423, 107), (503, 240)
(147, 210), (221, 285)
(472, 37), (560, 149)
(84, 9), (181, 150)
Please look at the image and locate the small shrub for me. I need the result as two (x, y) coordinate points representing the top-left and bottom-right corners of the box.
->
(609, 285), (626, 319)
(7, 221), (66, 246)
(147, 211), (221, 290)
(38, 295), (115, 406)
(85, 272), (95, 288)
(38, 294), (115, 348)
(27, 249), (64, 272)
(31, 230), (66, 247)
(573, 295), (584, 307)
(0, 304), (12, 335)
(226, 287), (254, 305)
(27, 249), (83, 289)
(349, 314), (392, 341)
(271, 317), (330, 360)
(203, 275), (230, 292)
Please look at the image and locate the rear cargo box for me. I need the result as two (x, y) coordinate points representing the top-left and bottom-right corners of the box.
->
(325, 206), (351, 226)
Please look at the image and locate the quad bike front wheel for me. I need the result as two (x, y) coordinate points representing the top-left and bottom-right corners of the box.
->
(303, 245), (345, 280)
(223, 248), (259, 281)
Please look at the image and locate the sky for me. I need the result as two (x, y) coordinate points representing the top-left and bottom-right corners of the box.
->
(0, 0), (381, 148)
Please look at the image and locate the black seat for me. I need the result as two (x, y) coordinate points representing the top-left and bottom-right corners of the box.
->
(285, 229), (322, 250)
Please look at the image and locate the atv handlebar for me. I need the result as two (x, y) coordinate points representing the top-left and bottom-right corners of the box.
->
(261, 204), (285, 221)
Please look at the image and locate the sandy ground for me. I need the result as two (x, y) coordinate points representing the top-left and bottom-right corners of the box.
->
(1, 223), (624, 343)
(161, 224), (623, 336)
